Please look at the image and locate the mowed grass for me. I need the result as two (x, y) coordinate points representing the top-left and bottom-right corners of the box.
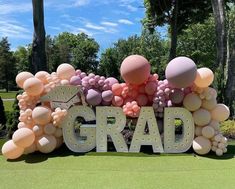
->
(3, 100), (14, 112)
(1, 140), (235, 189)
(0, 91), (18, 99)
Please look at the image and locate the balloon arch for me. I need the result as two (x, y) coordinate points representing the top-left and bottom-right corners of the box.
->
(2, 55), (230, 159)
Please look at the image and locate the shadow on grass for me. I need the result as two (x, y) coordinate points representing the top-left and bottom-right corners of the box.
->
(6, 142), (235, 164)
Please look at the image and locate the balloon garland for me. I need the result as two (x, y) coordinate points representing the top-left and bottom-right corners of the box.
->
(1, 55), (230, 159)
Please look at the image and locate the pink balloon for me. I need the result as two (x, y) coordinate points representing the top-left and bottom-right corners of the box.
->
(70, 76), (81, 85)
(105, 77), (118, 87)
(16, 72), (34, 88)
(57, 63), (76, 80)
(112, 96), (123, 107)
(145, 81), (157, 95)
(23, 78), (44, 96)
(136, 94), (148, 106)
(120, 55), (150, 85)
(112, 83), (123, 96)
(32, 106), (52, 125)
(169, 89), (184, 104)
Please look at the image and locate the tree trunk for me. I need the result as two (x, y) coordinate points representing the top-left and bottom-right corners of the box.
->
(168, 0), (179, 61)
(211, 0), (227, 102)
(32, 0), (47, 72)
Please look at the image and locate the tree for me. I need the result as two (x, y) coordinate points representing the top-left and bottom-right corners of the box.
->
(32, 0), (47, 72)
(14, 46), (33, 73)
(211, 0), (227, 102)
(0, 37), (16, 92)
(225, 4), (235, 116)
(54, 32), (99, 72)
(177, 17), (216, 69)
(143, 0), (212, 61)
(0, 97), (6, 126)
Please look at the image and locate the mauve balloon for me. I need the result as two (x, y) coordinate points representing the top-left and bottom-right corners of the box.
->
(165, 57), (197, 88)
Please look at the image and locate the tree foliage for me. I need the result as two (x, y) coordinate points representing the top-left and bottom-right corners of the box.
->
(0, 37), (16, 92)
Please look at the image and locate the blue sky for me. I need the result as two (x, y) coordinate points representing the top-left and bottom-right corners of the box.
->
(0, 0), (166, 52)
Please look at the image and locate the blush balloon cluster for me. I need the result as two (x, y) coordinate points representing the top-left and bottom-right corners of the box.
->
(1, 55), (230, 159)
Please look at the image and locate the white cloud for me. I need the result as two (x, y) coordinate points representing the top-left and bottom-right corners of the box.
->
(0, 19), (31, 39)
(85, 23), (106, 31)
(126, 5), (138, 12)
(101, 21), (118, 27)
(118, 19), (134, 25)
(61, 24), (94, 36)
(74, 0), (90, 7)
(0, 2), (32, 15)
(85, 22), (118, 33)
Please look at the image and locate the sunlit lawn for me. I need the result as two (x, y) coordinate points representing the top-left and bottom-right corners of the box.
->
(0, 91), (18, 99)
(0, 139), (235, 189)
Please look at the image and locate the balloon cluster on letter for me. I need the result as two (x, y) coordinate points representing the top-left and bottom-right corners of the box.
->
(1, 55), (230, 159)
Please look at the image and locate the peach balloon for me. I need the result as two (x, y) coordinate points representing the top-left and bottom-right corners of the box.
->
(193, 108), (211, 126)
(32, 125), (44, 136)
(54, 128), (63, 137)
(211, 104), (230, 122)
(44, 124), (56, 135)
(112, 83), (123, 96)
(1, 140), (24, 159)
(120, 55), (150, 85)
(195, 126), (202, 136)
(16, 72), (34, 88)
(24, 143), (36, 154)
(202, 126), (215, 139)
(23, 77), (44, 96)
(194, 68), (214, 88)
(36, 135), (57, 153)
(56, 137), (63, 149)
(183, 93), (202, 111)
(112, 96), (123, 107)
(202, 97), (217, 110)
(12, 128), (35, 148)
(35, 71), (49, 84)
(193, 136), (211, 155)
(32, 106), (52, 125)
(136, 94), (148, 106)
(57, 63), (75, 80)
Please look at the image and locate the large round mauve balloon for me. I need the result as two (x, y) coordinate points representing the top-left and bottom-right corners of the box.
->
(165, 56), (197, 88)
(120, 55), (150, 85)
(86, 89), (102, 106)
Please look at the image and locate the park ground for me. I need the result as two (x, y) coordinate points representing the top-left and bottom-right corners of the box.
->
(1, 91), (235, 189)
(0, 139), (235, 189)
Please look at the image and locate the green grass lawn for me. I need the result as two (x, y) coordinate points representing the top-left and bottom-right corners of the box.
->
(1, 140), (235, 189)
(0, 91), (18, 99)
(3, 100), (14, 112)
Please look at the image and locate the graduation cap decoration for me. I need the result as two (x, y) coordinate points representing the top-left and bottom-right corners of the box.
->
(40, 85), (87, 110)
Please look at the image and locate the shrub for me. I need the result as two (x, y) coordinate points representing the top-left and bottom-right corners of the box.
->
(220, 120), (235, 139)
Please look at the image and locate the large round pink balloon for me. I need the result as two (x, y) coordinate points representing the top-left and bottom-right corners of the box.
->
(23, 77), (44, 96)
(165, 57), (197, 88)
(120, 55), (150, 85)
(57, 63), (75, 80)
(16, 72), (34, 88)
(1, 140), (24, 159)
(32, 106), (52, 125)
(12, 128), (35, 148)
(194, 68), (214, 88)
(86, 89), (102, 106)
(36, 135), (57, 153)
